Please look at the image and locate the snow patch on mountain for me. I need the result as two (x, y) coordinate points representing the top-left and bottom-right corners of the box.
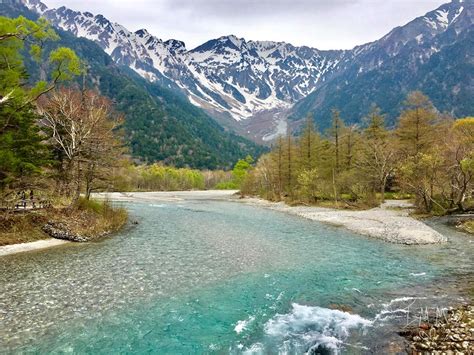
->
(23, 0), (470, 125)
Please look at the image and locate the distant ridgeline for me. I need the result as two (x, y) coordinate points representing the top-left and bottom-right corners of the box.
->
(0, 1), (266, 170)
(16, 0), (474, 138)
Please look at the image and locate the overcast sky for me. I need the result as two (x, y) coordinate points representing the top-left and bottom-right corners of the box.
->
(42, 0), (447, 50)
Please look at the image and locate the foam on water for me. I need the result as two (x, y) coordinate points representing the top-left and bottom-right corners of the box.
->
(410, 272), (427, 277)
(234, 316), (255, 334)
(243, 303), (372, 354)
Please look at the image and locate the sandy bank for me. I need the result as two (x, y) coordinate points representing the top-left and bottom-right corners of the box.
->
(241, 198), (447, 245)
(0, 239), (69, 257)
(92, 190), (239, 202)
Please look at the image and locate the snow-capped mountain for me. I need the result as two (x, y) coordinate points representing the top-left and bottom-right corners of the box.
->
(24, 0), (346, 122)
(350, 0), (471, 69)
(291, 0), (473, 128)
(24, 0), (473, 137)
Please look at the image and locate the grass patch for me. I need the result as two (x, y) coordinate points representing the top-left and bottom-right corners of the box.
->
(54, 198), (128, 239)
(383, 192), (413, 200)
(0, 211), (50, 246)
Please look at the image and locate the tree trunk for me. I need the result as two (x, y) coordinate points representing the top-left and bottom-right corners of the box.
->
(69, 161), (81, 208)
(332, 168), (338, 206)
(380, 177), (386, 203)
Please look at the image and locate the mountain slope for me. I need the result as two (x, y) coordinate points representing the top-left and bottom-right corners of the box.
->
(291, 0), (474, 128)
(0, 2), (265, 169)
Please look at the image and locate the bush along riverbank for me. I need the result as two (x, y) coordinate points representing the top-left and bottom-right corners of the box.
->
(399, 304), (474, 353)
(0, 198), (128, 246)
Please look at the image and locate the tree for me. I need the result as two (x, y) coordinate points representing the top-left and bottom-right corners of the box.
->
(286, 131), (294, 197)
(396, 92), (441, 212)
(0, 16), (80, 194)
(297, 168), (320, 203)
(298, 115), (319, 171)
(443, 117), (474, 211)
(329, 109), (344, 174)
(0, 102), (49, 191)
(342, 124), (358, 171)
(398, 150), (445, 212)
(39, 88), (123, 205)
(232, 155), (254, 187)
(358, 105), (396, 202)
(82, 106), (125, 199)
(396, 92), (437, 158)
(271, 136), (285, 199)
(0, 16), (80, 107)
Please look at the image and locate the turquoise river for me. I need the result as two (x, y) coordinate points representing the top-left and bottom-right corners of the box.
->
(0, 194), (473, 354)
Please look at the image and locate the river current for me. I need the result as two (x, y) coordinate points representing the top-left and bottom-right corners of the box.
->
(0, 196), (472, 354)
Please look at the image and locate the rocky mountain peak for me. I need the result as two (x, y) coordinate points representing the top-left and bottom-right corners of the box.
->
(21, 0), (473, 138)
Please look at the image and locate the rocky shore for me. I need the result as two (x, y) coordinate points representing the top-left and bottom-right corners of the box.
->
(400, 305), (474, 354)
(42, 221), (109, 242)
(241, 198), (447, 245)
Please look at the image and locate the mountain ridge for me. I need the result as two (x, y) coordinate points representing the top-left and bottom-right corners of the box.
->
(23, 0), (474, 137)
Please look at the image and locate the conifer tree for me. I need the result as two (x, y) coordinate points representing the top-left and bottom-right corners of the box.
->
(359, 105), (396, 201)
(397, 91), (437, 158)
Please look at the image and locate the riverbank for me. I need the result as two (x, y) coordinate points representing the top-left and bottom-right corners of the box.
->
(0, 198), (128, 250)
(0, 239), (69, 256)
(92, 190), (239, 202)
(240, 197), (447, 245)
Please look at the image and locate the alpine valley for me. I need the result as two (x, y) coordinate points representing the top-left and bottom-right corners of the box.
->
(2, 0), (474, 159)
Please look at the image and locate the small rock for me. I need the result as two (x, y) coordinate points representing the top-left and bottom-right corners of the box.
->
(420, 323), (430, 330)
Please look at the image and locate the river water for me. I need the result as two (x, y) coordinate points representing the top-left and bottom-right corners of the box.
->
(0, 196), (472, 354)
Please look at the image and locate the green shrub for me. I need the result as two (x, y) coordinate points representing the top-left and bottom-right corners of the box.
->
(214, 181), (239, 190)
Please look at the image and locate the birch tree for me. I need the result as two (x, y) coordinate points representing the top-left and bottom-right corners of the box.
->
(40, 88), (122, 205)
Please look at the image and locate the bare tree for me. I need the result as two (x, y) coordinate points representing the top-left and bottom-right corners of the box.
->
(39, 88), (123, 206)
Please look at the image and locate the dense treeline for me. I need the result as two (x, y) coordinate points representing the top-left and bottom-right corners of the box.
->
(111, 156), (254, 192)
(242, 92), (474, 214)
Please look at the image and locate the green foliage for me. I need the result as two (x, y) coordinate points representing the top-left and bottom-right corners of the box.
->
(0, 101), (49, 189)
(0, 15), (78, 191)
(297, 169), (320, 202)
(117, 164), (206, 191)
(214, 181), (239, 190)
(232, 155), (254, 186)
(76, 196), (105, 214)
(48, 47), (82, 81)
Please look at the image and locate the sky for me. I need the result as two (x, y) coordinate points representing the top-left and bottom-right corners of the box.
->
(42, 0), (448, 50)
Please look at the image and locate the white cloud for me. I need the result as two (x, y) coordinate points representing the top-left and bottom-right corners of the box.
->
(42, 0), (448, 50)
